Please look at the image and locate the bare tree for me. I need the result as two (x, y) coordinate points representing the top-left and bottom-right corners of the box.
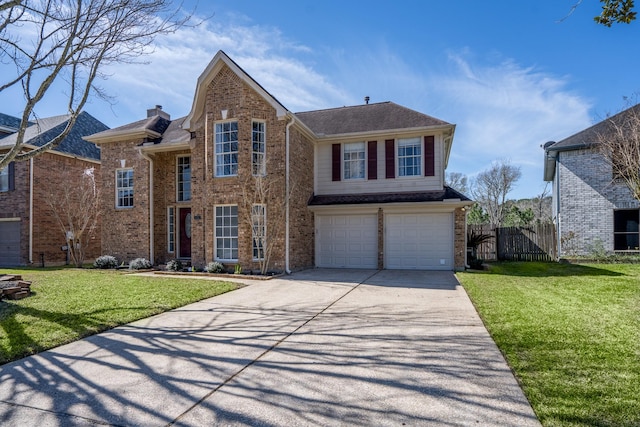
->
(471, 160), (522, 227)
(595, 103), (640, 201)
(0, 0), (193, 169)
(240, 169), (288, 275)
(45, 167), (100, 267)
(445, 171), (469, 195)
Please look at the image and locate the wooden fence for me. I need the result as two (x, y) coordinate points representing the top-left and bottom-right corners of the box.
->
(468, 224), (557, 262)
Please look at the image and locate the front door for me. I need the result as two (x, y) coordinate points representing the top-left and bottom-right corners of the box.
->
(179, 208), (192, 258)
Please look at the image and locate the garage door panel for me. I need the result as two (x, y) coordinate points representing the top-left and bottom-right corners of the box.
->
(316, 214), (377, 269)
(0, 221), (21, 266)
(386, 213), (453, 270)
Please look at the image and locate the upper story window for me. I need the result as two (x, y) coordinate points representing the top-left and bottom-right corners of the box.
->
(397, 138), (421, 177)
(116, 168), (134, 208)
(215, 121), (238, 177)
(177, 155), (191, 201)
(0, 165), (9, 192)
(343, 142), (365, 180)
(252, 121), (266, 176)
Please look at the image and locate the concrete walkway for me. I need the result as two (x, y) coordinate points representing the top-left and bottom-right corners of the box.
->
(0, 269), (540, 426)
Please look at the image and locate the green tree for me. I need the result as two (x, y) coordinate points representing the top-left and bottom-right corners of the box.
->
(596, 0), (636, 26)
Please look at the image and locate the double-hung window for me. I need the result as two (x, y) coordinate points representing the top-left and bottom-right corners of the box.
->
(215, 205), (238, 261)
(614, 209), (639, 250)
(116, 168), (134, 208)
(0, 165), (9, 192)
(252, 204), (266, 260)
(177, 156), (191, 201)
(215, 121), (238, 177)
(167, 207), (175, 253)
(252, 121), (266, 176)
(343, 142), (365, 179)
(397, 138), (421, 177)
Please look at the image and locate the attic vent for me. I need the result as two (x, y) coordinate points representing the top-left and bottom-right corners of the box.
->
(364, 96), (370, 105)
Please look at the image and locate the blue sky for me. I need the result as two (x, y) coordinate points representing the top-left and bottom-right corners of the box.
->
(3, 1), (640, 199)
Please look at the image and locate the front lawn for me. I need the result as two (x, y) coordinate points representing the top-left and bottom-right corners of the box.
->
(458, 262), (640, 427)
(0, 267), (237, 365)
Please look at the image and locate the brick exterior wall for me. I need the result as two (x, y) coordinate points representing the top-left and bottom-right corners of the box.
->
(454, 207), (466, 270)
(556, 148), (638, 255)
(0, 158), (29, 265)
(98, 140), (151, 263)
(0, 152), (101, 266)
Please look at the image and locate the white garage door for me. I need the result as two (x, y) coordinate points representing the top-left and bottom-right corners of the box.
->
(316, 214), (377, 268)
(0, 220), (21, 266)
(386, 213), (453, 270)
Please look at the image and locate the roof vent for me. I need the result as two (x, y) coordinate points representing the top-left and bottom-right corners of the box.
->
(147, 105), (170, 120)
(364, 96), (370, 105)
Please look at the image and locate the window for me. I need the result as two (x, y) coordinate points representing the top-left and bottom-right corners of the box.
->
(614, 209), (639, 250)
(215, 205), (238, 260)
(177, 156), (191, 201)
(397, 138), (421, 177)
(252, 121), (266, 176)
(343, 142), (365, 179)
(252, 204), (266, 260)
(116, 169), (134, 208)
(167, 207), (175, 253)
(215, 121), (238, 177)
(0, 165), (8, 192)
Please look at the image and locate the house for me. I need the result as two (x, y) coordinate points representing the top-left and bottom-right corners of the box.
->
(543, 104), (640, 257)
(0, 113), (22, 139)
(85, 50), (471, 271)
(0, 112), (108, 266)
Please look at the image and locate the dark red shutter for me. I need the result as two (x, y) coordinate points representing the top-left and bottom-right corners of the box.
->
(367, 141), (377, 180)
(424, 135), (435, 177)
(8, 161), (15, 191)
(385, 139), (395, 179)
(332, 143), (341, 181)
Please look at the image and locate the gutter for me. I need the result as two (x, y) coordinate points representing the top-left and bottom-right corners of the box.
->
(285, 115), (295, 274)
(138, 149), (155, 264)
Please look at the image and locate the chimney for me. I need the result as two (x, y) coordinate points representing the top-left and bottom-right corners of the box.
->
(147, 104), (170, 120)
(364, 96), (370, 105)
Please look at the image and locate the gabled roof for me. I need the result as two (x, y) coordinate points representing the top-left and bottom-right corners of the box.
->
(182, 50), (288, 130)
(295, 102), (451, 136)
(546, 103), (640, 152)
(309, 187), (471, 206)
(0, 111), (106, 160)
(86, 114), (171, 144)
(0, 113), (22, 138)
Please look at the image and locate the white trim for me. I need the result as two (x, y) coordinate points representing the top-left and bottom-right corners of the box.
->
(176, 154), (191, 202)
(0, 217), (21, 222)
(115, 167), (134, 209)
(251, 120), (266, 176)
(167, 206), (175, 253)
(213, 204), (239, 262)
(342, 141), (366, 181)
(312, 124), (454, 143)
(214, 120), (239, 177)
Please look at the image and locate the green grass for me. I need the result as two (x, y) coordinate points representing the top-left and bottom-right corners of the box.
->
(0, 267), (237, 365)
(457, 262), (640, 427)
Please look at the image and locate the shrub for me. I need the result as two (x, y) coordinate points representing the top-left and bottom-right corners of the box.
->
(94, 255), (118, 269)
(166, 259), (183, 272)
(205, 261), (224, 273)
(129, 258), (152, 270)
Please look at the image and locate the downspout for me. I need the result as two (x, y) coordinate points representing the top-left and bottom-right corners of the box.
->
(139, 149), (154, 264)
(285, 115), (295, 274)
(29, 157), (34, 264)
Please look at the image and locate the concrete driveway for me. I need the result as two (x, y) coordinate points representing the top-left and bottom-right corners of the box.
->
(0, 269), (540, 426)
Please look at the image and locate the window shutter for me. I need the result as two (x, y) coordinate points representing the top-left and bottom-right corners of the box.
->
(367, 141), (377, 180)
(385, 139), (395, 179)
(424, 135), (435, 177)
(8, 161), (15, 191)
(332, 143), (341, 181)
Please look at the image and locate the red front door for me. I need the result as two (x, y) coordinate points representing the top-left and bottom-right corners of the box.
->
(179, 208), (191, 258)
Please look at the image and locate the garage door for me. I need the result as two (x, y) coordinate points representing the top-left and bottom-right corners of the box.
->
(316, 214), (377, 268)
(386, 213), (453, 270)
(0, 220), (21, 266)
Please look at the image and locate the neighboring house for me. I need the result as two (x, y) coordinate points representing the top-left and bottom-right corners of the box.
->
(544, 104), (640, 257)
(0, 113), (23, 139)
(85, 50), (471, 271)
(0, 112), (108, 266)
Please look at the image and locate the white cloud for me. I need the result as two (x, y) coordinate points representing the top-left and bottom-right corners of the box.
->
(98, 15), (350, 124)
(431, 53), (593, 197)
